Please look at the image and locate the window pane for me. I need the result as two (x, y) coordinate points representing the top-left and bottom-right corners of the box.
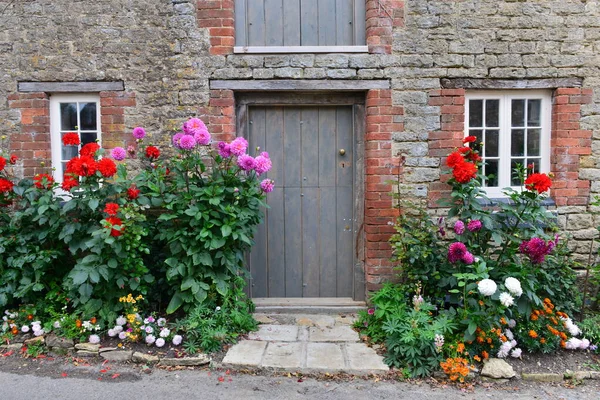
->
(485, 99), (499, 127)
(81, 132), (97, 146)
(485, 129), (499, 157)
(485, 160), (498, 187)
(527, 128), (541, 156)
(511, 159), (525, 186)
(469, 100), (483, 127)
(511, 99), (525, 127)
(61, 143), (78, 160)
(79, 103), (97, 131)
(60, 103), (78, 130)
(527, 100), (541, 126)
(511, 129), (525, 156)
(526, 158), (541, 173)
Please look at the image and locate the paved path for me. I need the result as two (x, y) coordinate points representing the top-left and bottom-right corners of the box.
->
(222, 314), (388, 374)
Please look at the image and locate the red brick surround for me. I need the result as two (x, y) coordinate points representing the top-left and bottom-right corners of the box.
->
(426, 87), (593, 208)
(198, 1), (405, 56)
(364, 88), (404, 291)
(551, 88), (593, 206)
(8, 90), (136, 178)
(198, 89), (236, 142)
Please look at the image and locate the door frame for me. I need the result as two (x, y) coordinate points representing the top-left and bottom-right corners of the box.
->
(236, 91), (366, 301)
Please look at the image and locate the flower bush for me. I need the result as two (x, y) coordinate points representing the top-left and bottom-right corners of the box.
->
(0, 118), (272, 352)
(358, 136), (592, 380)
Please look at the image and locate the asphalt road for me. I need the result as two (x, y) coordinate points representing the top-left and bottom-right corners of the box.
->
(1, 367), (600, 400)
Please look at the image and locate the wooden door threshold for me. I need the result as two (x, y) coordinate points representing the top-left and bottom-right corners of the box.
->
(253, 297), (366, 314)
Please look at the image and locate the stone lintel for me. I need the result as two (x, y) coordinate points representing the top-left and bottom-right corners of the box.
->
(18, 81), (125, 93)
(441, 78), (583, 90)
(210, 79), (390, 91)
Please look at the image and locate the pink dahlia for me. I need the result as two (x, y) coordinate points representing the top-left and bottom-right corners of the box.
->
(520, 237), (554, 264)
(230, 137), (248, 156)
(172, 133), (184, 148)
(218, 142), (231, 158)
(183, 118), (207, 136)
(448, 242), (467, 264)
(260, 179), (275, 193)
(194, 129), (211, 146)
(111, 147), (127, 161)
(254, 155), (272, 175)
(179, 135), (196, 150)
(467, 220), (482, 232)
(462, 251), (474, 265)
(454, 220), (465, 235)
(132, 127), (146, 139)
(237, 154), (256, 171)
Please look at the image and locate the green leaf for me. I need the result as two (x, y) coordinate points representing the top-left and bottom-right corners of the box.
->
(221, 225), (232, 237)
(78, 283), (92, 301)
(107, 259), (118, 269)
(210, 237), (226, 249)
(166, 292), (184, 314)
(38, 205), (49, 216)
(467, 321), (477, 336)
(71, 270), (89, 285)
(181, 277), (195, 291)
(185, 206), (199, 217)
(88, 198), (99, 211)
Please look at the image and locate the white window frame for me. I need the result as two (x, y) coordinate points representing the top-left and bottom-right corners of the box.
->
(464, 90), (551, 198)
(50, 93), (101, 183)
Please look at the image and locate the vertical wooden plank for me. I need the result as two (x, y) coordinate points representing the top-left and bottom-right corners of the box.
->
(247, 0), (266, 46)
(353, 104), (365, 301)
(234, 0), (247, 46)
(265, 108), (285, 297)
(248, 107), (268, 297)
(300, 0), (319, 46)
(354, 0), (367, 46)
(318, 107), (337, 296)
(264, 0), (284, 46)
(335, 0), (354, 46)
(336, 106), (354, 297)
(318, 0), (336, 46)
(301, 107), (320, 296)
(302, 187), (320, 297)
(283, 0), (301, 46)
(283, 109), (303, 296)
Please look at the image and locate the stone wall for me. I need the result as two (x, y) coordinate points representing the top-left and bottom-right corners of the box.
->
(1, 0), (600, 290)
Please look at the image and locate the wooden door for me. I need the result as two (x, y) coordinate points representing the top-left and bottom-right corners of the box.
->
(247, 106), (355, 298)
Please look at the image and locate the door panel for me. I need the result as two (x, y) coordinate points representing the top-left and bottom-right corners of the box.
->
(248, 105), (355, 298)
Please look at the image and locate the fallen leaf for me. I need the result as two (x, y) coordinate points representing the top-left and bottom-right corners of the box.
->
(111, 374), (120, 379)
(61, 373), (68, 378)
(218, 376), (225, 382)
(100, 369), (108, 373)
(225, 369), (230, 375)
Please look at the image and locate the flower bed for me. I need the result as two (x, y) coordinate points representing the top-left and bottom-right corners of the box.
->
(0, 118), (267, 354)
(355, 136), (598, 382)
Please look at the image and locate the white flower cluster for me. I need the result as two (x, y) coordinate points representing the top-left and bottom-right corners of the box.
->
(497, 337), (521, 359)
(565, 338), (590, 350)
(499, 292), (514, 307)
(82, 320), (100, 332)
(561, 316), (581, 337)
(477, 279), (497, 297)
(504, 277), (523, 297)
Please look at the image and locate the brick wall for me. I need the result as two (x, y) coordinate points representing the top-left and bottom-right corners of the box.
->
(100, 91), (137, 150)
(7, 93), (51, 177)
(197, 0), (235, 55)
(366, 0), (404, 54)
(198, 89), (236, 142)
(551, 88), (593, 207)
(364, 88), (404, 291)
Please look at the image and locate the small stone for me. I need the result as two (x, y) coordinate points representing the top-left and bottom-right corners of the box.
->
(100, 350), (133, 362)
(160, 355), (211, 366)
(133, 352), (160, 363)
(75, 343), (100, 352)
(480, 358), (516, 379)
(45, 334), (74, 349)
(254, 314), (276, 324)
(1, 344), (23, 351)
(99, 347), (118, 353)
(296, 317), (315, 327)
(77, 350), (99, 357)
(24, 336), (44, 345)
(571, 371), (592, 380)
(521, 373), (563, 382)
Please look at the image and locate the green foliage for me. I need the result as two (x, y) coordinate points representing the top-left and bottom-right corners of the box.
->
(579, 314), (600, 351)
(173, 277), (257, 353)
(354, 283), (409, 343)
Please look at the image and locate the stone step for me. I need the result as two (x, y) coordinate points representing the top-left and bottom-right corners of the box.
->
(253, 298), (367, 314)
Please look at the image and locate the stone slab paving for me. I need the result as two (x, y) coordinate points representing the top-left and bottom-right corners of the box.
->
(222, 314), (388, 374)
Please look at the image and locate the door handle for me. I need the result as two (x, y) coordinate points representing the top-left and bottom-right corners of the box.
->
(339, 149), (346, 156)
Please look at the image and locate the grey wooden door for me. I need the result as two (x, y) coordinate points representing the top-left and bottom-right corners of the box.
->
(248, 106), (355, 298)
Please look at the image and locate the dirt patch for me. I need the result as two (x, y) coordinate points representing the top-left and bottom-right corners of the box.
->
(507, 350), (600, 375)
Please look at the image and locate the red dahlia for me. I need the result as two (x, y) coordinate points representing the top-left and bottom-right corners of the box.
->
(66, 156), (97, 177)
(106, 216), (124, 237)
(97, 158), (117, 178)
(446, 151), (464, 168)
(145, 146), (160, 159)
(62, 174), (79, 191)
(127, 185), (140, 200)
(0, 178), (13, 193)
(33, 173), (54, 189)
(62, 132), (81, 146)
(463, 135), (477, 144)
(0, 156), (5, 171)
(525, 173), (552, 193)
(80, 143), (100, 158)
(452, 161), (478, 184)
(9, 154), (17, 164)
(104, 202), (119, 216)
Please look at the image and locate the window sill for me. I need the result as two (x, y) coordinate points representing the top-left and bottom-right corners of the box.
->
(477, 197), (556, 208)
(233, 45), (369, 54)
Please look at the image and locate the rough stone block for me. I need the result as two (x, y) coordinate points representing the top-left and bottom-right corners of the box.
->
(262, 342), (303, 369)
(160, 355), (211, 366)
(345, 343), (389, 371)
(222, 340), (266, 366)
(308, 326), (359, 342)
(306, 343), (345, 370)
(100, 350), (133, 362)
(247, 325), (299, 342)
